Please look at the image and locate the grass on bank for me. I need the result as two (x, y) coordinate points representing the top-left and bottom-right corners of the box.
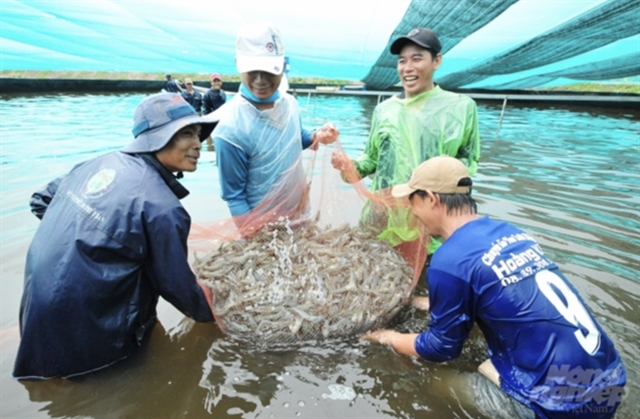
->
(538, 83), (640, 94)
(1, 70), (639, 94)
(0, 70), (356, 86)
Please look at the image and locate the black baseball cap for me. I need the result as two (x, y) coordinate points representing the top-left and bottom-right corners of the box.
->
(390, 28), (442, 54)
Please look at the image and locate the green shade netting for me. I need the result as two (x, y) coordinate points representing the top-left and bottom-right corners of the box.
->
(487, 51), (640, 89)
(436, 0), (640, 89)
(361, 0), (520, 90)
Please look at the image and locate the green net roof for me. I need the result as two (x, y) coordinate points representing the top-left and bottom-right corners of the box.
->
(1, 0), (638, 89)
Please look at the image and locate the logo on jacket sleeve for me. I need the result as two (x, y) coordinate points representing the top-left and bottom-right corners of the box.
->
(83, 168), (116, 199)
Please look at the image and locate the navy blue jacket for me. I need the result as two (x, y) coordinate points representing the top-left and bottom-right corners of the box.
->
(13, 151), (213, 380)
(166, 79), (180, 93)
(181, 89), (203, 114)
(203, 88), (227, 114)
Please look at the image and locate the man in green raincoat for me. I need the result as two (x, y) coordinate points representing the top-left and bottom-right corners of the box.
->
(331, 27), (479, 256)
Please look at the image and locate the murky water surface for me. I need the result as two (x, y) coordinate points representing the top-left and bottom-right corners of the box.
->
(1, 93), (638, 418)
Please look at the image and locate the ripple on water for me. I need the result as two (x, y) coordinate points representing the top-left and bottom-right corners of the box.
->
(1, 94), (638, 419)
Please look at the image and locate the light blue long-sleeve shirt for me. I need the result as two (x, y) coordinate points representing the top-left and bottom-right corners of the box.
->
(213, 94), (313, 217)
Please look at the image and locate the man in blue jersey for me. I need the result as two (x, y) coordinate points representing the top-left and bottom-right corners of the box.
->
(362, 156), (626, 419)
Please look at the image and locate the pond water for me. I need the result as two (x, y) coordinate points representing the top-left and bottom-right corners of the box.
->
(1, 92), (638, 418)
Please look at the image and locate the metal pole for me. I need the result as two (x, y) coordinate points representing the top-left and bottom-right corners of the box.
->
(497, 96), (508, 136)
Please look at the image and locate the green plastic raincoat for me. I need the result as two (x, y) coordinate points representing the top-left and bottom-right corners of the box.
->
(355, 86), (480, 252)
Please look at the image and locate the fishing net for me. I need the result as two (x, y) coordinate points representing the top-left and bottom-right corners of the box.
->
(189, 139), (428, 346)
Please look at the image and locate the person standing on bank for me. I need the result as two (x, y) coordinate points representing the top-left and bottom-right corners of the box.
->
(202, 73), (227, 152)
(362, 156), (626, 419)
(203, 73), (227, 115)
(212, 22), (338, 228)
(13, 93), (217, 380)
(181, 78), (203, 115)
(165, 73), (181, 93)
(331, 28), (480, 256)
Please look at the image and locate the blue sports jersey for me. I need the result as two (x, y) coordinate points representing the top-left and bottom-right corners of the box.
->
(415, 216), (626, 419)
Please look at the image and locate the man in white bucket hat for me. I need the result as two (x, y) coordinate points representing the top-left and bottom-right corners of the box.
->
(14, 93), (217, 380)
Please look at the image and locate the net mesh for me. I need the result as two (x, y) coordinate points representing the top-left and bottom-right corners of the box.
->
(2, 0), (638, 89)
(189, 140), (428, 346)
(361, 0), (520, 89)
(437, 0), (640, 89)
(486, 51), (640, 90)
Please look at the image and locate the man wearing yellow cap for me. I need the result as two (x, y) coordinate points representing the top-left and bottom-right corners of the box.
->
(362, 156), (626, 419)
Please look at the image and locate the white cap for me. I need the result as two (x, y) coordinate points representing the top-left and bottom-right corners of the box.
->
(236, 22), (285, 75)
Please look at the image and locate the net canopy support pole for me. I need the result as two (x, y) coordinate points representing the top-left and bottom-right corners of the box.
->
(497, 96), (509, 136)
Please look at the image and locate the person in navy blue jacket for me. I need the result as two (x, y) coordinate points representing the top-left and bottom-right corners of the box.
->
(362, 156), (626, 419)
(13, 93), (217, 380)
(203, 73), (226, 115)
(181, 78), (203, 115)
(165, 74), (181, 93)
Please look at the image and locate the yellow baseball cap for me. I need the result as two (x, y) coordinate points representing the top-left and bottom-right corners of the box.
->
(392, 156), (471, 198)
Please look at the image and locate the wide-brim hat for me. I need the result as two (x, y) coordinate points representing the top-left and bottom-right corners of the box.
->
(122, 93), (216, 153)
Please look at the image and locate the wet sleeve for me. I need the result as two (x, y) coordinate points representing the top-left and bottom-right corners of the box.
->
(145, 204), (214, 323)
(29, 176), (63, 219)
(28, 157), (92, 219)
(355, 109), (381, 177)
(414, 269), (474, 362)
(301, 126), (314, 149)
(455, 100), (480, 176)
(214, 137), (251, 216)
